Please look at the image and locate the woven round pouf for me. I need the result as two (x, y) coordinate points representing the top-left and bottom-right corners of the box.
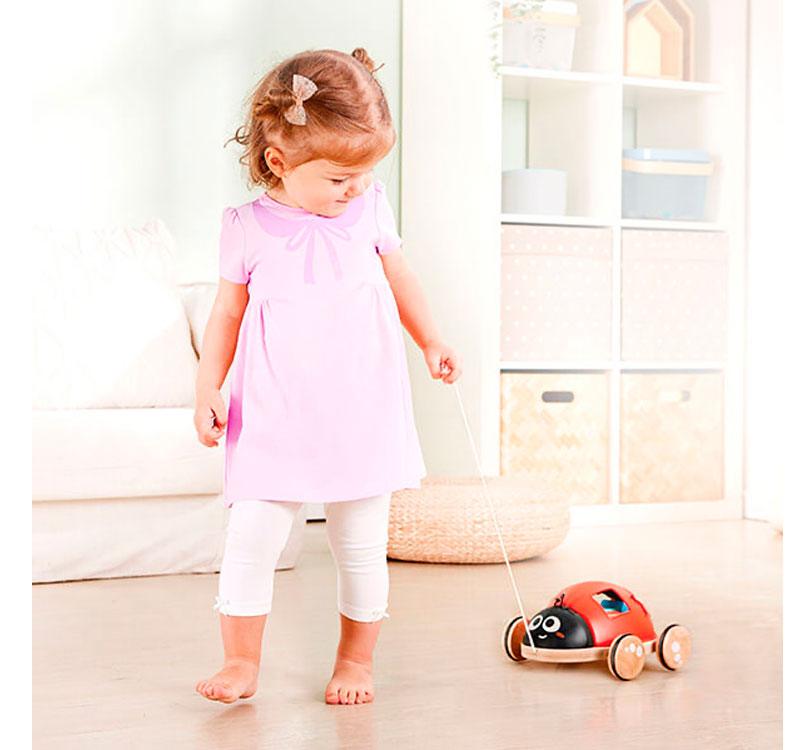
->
(387, 476), (570, 564)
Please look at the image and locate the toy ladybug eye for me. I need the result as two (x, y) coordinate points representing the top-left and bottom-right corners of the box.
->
(529, 615), (544, 631)
(542, 616), (561, 633)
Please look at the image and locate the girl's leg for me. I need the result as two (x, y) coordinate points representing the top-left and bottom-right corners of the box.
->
(323, 492), (392, 705)
(196, 499), (301, 704)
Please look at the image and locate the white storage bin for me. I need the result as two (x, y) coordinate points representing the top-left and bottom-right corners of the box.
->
(501, 224), (612, 360)
(502, 168), (567, 215)
(503, 1), (581, 71)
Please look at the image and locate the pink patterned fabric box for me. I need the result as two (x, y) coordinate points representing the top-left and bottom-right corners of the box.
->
(501, 225), (613, 361)
(622, 230), (728, 361)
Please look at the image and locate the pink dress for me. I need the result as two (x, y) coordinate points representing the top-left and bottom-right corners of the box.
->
(217, 178), (427, 507)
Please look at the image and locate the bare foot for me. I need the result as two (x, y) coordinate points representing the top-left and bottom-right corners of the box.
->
(195, 658), (259, 704)
(325, 656), (375, 705)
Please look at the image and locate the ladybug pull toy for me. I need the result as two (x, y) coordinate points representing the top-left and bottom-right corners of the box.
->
(503, 581), (692, 680)
(450, 381), (692, 682)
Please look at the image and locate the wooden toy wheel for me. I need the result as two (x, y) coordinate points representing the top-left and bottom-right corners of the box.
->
(607, 633), (646, 681)
(656, 624), (692, 671)
(503, 615), (528, 662)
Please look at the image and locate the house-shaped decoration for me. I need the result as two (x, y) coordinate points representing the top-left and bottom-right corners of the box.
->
(625, 0), (695, 81)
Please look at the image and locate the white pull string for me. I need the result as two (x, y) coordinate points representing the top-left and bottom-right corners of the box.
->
(449, 377), (537, 654)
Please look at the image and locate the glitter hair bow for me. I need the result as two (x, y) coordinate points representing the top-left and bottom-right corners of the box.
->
(284, 74), (318, 126)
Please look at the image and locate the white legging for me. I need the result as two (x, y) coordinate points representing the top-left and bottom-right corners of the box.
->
(213, 492), (392, 622)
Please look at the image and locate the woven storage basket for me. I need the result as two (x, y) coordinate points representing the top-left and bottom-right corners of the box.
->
(500, 372), (610, 505)
(620, 372), (725, 503)
(387, 476), (570, 564)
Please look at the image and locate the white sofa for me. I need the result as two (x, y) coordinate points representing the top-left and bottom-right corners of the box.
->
(32, 219), (305, 583)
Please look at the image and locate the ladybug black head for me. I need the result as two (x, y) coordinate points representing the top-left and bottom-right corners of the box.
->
(523, 606), (594, 650)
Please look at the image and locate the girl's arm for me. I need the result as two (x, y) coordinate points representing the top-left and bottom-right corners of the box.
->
(193, 280), (249, 447)
(195, 280), (249, 397)
(380, 249), (462, 383)
(380, 249), (440, 350)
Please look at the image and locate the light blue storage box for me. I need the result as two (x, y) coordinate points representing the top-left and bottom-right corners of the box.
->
(622, 148), (714, 221)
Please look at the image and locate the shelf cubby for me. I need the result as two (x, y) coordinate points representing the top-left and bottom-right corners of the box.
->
(502, 71), (620, 219)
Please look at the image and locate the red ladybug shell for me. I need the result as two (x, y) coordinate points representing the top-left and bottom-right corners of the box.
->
(547, 581), (657, 647)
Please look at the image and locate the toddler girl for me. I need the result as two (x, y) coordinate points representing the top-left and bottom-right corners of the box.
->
(192, 48), (461, 706)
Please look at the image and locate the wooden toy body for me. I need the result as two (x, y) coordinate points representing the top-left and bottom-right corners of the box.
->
(521, 638), (656, 662)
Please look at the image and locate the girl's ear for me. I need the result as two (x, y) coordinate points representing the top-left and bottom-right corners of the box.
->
(264, 146), (286, 176)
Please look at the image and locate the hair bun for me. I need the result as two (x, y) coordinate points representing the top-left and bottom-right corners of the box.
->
(351, 47), (382, 75)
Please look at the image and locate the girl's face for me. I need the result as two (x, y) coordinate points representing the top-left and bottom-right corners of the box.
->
(264, 148), (376, 218)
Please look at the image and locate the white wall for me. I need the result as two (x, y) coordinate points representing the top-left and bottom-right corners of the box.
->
(401, 0), (502, 476)
(32, 0), (402, 283)
(746, 1), (782, 522)
(746, 0), (809, 525)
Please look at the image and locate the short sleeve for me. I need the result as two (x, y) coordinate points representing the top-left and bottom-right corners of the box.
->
(373, 180), (403, 255)
(218, 207), (249, 283)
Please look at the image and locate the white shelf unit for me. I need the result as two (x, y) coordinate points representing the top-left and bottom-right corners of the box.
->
(494, 0), (748, 524)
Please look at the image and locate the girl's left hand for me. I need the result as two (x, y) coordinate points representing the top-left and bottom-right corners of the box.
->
(423, 341), (463, 384)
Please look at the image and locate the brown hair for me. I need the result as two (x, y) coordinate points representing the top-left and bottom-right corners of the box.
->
(225, 48), (396, 192)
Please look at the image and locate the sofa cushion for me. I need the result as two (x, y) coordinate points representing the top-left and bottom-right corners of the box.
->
(32, 493), (307, 582)
(177, 282), (217, 360)
(177, 281), (233, 399)
(33, 219), (199, 409)
(32, 408), (223, 501)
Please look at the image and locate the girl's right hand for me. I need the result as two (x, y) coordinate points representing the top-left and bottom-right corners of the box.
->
(194, 388), (228, 447)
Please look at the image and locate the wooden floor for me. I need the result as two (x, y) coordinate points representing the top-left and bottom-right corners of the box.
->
(33, 519), (782, 750)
